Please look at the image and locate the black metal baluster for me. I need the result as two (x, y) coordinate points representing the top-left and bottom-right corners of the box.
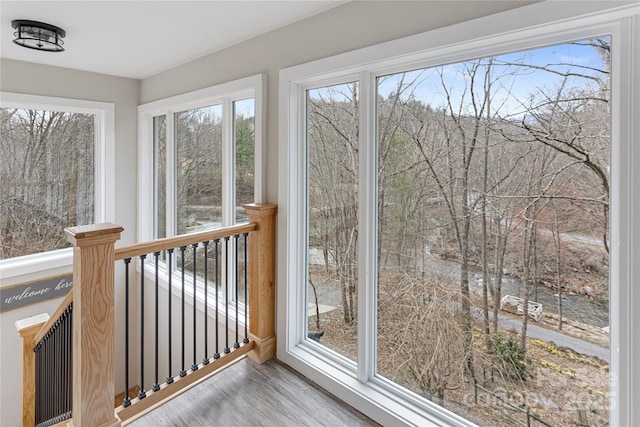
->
(64, 306), (72, 418)
(203, 241), (210, 365)
(45, 332), (50, 422)
(243, 232), (249, 344)
(38, 341), (47, 422)
(63, 310), (68, 417)
(192, 243), (199, 372)
(45, 332), (50, 421)
(139, 254), (147, 400)
(234, 234), (240, 349)
(33, 345), (41, 424)
(50, 330), (54, 421)
(51, 323), (56, 422)
(34, 345), (39, 423)
(224, 236), (230, 354)
(153, 251), (161, 392)
(55, 319), (61, 419)
(60, 312), (65, 419)
(58, 319), (62, 420)
(60, 312), (65, 418)
(123, 258), (132, 407)
(214, 239), (220, 359)
(38, 337), (43, 423)
(38, 345), (41, 423)
(50, 324), (56, 422)
(49, 332), (53, 421)
(39, 337), (44, 423)
(180, 245), (187, 377)
(166, 248), (174, 384)
(68, 303), (73, 419)
(51, 322), (57, 421)
(38, 338), (42, 423)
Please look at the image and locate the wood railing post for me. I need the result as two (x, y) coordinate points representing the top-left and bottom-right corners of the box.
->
(65, 223), (123, 427)
(15, 313), (50, 427)
(243, 203), (277, 363)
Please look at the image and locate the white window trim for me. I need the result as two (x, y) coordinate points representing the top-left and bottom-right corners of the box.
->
(137, 74), (266, 244)
(278, 2), (639, 426)
(137, 75), (265, 323)
(0, 92), (115, 286)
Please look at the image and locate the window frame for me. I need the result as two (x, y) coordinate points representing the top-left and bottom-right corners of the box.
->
(137, 74), (266, 244)
(278, 3), (639, 426)
(137, 74), (265, 318)
(0, 92), (115, 286)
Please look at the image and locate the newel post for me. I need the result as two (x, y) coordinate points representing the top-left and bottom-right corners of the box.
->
(65, 223), (123, 427)
(243, 203), (277, 363)
(15, 313), (49, 427)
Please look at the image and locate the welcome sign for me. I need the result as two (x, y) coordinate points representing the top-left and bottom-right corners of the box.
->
(1, 274), (72, 312)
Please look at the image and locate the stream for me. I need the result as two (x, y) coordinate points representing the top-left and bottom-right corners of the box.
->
(308, 246), (610, 329)
(422, 247), (609, 328)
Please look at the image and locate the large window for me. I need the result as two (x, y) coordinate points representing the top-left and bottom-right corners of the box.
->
(0, 93), (114, 279)
(138, 75), (264, 297)
(0, 108), (94, 259)
(306, 82), (359, 361)
(279, 3), (638, 426)
(139, 75), (264, 242)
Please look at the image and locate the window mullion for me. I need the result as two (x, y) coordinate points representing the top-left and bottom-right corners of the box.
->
(222, 98), (236, 302)
(222, 98), (234, 227)
(166, 112), (176, 238)
(357, 72), (378, 383)
(93, 111), (104, 223)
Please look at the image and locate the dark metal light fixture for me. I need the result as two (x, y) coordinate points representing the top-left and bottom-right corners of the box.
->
(11, 20), (66, 52)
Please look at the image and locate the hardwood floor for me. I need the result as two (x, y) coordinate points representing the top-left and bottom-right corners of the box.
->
(127, 357), (379, 427)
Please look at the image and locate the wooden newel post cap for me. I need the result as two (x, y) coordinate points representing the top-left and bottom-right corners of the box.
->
(64, 223), (124, 246)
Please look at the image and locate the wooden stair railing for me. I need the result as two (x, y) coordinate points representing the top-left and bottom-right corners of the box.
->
(16, 203), (277, 426)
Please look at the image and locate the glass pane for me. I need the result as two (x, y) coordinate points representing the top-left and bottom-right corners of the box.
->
(306, 82), (359, 362)
(376, 38), (611, 425)
(153, 115), (166, 240)
(0, 108), (94, 259)
(175, 105), (223, 235)
(234, 98), (255, 224)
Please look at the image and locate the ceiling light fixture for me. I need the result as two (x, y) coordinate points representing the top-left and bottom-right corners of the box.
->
(11, 20), (66, 52)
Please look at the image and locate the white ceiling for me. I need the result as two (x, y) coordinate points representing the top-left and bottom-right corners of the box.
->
(0, 1), (345, 79)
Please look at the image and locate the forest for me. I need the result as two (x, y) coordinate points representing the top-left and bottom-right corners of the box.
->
(306, 37), (611, 426)
(0, 108), (94, 259)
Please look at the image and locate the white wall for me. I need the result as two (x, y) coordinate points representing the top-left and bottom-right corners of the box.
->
(0, 60), (139, 427)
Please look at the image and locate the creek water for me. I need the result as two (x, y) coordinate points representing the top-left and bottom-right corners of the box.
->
(423, 251), (609, 328)
(308, 247), (610, 328)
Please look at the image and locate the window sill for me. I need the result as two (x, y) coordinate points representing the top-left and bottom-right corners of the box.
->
(0, 248), (73, 287)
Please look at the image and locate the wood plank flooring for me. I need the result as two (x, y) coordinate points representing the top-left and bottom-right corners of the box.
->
(127, 357), (379, 427)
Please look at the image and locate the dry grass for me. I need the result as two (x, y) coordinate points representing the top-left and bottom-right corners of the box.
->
(310, 301), (609, 427)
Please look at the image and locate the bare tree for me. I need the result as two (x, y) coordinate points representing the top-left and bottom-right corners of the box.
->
(307, 83), (359, 324)
(377, 271), (468, 406)
(1, 108), (94, 259)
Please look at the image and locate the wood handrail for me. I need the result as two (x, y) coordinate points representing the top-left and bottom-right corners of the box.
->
(114, 222), (257, 261)
(31, 290), (73, 347)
